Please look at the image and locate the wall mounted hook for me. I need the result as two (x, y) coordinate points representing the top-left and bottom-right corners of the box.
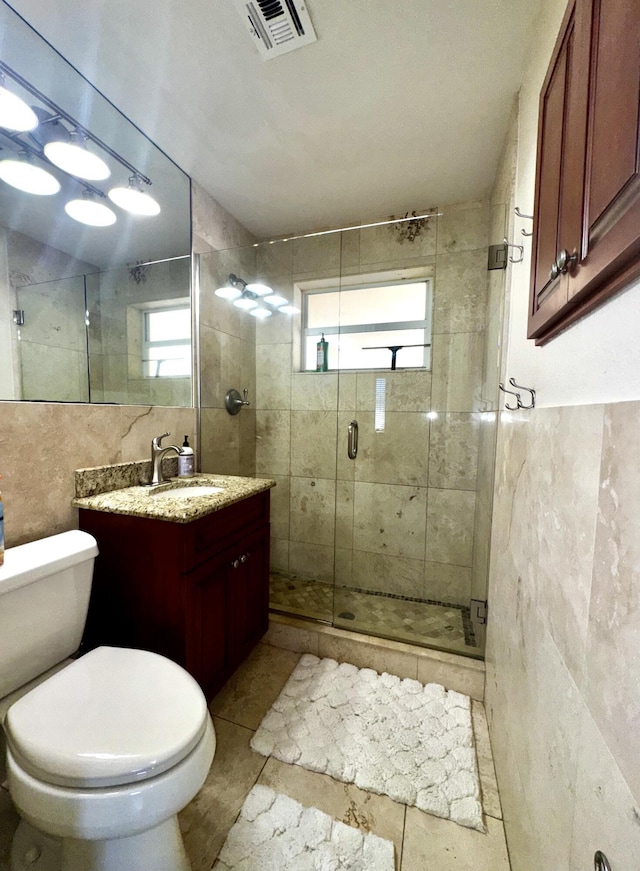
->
(499, 382), (521, 410)
(503, 237), (524, 263)
(514, 206), (534, 220)
(508, 377), (536, 409)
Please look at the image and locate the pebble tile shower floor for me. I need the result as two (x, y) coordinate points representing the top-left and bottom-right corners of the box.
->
(269, 572), (478, 655)
(0, 644), (509, 871)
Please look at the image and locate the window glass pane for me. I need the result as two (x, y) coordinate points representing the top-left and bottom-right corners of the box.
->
(146, 307), (190, 341)
(304, 328), (427, 371)
(143, 344), (191, 378)
(338, 283), (426, 327)
(307, 291), (341, 329)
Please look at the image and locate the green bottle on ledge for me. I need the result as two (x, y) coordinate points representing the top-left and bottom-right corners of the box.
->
(316, 333), (328, 372)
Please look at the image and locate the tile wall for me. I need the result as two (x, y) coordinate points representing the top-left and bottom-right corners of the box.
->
(253, 202), (500, 614)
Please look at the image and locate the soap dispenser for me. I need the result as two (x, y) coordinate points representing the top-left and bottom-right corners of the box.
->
(178, 436), (194, 478)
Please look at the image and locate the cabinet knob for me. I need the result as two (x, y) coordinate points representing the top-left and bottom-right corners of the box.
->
(240, 554), (247, 563)
(550, 261), (560, 280)
(232, 559), (239, 569)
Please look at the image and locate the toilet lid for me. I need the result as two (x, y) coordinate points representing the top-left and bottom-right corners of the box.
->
(4, 647), (209, 789)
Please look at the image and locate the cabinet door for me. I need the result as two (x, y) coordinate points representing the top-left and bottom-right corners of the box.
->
(184, 553), (228, 696)
(569, 0), (640, 301)
(528, 0), (590, 339)
(227, 525), (270, 668)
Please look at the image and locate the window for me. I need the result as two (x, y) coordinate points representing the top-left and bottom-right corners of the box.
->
(301, 277), (432, 371)
(142, 305), (191, 377)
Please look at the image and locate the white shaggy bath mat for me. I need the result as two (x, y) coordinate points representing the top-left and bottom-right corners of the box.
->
(250, 655), (484, 832)
(213, 785), (395, 870)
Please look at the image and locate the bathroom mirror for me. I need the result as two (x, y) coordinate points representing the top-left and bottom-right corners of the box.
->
(0, 1), (192, 405)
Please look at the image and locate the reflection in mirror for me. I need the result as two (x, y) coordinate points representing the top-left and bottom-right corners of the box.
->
(0, 2), (192, 406)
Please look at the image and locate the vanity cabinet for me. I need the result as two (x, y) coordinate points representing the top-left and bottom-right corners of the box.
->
(80, 491), (270, 700)
(528, 0), (640, 343)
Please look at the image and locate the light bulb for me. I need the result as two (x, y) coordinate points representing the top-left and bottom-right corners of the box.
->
(0, 82), (37, 132)
(279, 304), (300, 315)
(233, 296), (258, 311)
(249, 307), (272, 319)
(108, 176), (160, 216)
(0, 158), (60, 195)
(264, 294), (289, 307)
(45, 133), (110, 181)
(215, 285), (242, 300)
(65, 194), (116, 227)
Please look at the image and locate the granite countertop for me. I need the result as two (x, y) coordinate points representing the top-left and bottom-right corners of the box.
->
(72, 473), (276, 524)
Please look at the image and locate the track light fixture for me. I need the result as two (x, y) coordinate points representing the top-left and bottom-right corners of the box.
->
(214, 274), (300, 316)
(0, 61), (161, 228)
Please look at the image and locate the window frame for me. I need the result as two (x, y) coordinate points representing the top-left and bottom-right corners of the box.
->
(300, 275), (432, 372)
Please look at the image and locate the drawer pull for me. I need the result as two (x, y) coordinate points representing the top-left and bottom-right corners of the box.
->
(240, 554), (247, 563)
(232, 559), (239, 569)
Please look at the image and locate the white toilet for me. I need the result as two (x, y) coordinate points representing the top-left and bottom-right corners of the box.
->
(0, 530), (216, 871)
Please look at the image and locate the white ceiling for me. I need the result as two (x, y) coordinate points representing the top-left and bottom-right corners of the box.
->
(6, 0), (541, 240)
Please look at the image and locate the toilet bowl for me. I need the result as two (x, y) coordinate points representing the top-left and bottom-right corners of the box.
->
(0, 532), (216, 871)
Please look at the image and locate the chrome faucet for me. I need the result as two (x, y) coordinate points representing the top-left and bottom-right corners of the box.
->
(149, 432), (183, 486)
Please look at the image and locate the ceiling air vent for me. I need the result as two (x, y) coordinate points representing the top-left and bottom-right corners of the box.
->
(233, 0), (317, 59)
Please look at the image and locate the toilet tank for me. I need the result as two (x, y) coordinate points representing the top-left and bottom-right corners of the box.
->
(0, 530), (98, 699)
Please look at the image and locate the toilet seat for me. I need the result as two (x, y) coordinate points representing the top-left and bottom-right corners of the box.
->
(5, 646), (208, 788)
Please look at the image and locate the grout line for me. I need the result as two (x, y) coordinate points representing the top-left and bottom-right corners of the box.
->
(209, 712), (257, 732)
(398, 803), (407, 870)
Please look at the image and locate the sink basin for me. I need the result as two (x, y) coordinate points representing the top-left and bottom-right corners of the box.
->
(153, 485), (225, 498)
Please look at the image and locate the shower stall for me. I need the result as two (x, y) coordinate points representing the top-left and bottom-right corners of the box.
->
(198, 201), (506, 659)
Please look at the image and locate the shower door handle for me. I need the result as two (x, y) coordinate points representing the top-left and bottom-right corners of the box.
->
(347, 420), (358, 460)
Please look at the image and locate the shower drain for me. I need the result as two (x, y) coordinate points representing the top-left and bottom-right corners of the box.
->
(337, 611), (356, 620)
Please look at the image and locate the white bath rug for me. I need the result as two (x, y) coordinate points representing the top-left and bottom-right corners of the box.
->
(250, 655), (484, 832)
(213, 784), (395, 870)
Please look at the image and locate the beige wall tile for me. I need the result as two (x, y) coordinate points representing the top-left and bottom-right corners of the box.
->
(424, 561), (472, 606)
(436, 201), (490, 254)
(290, 410), (337, 478)
(586, 401), (640, 797)
(428, 413), (480, 491)
(268, 474), (290, 540)
(292, 234), (341, 274)
(256, 409), (290, 476)
(335, 479), (354, 549)
(270, 537), (289, 572)
(291, 372), (338, 410)
(288, 540), (334, 581)
(200, 407), (240, 474)
(431, 332), (484, 412)
(289, 476), (336, 546)
(352, 550), (424, 598)
(433, 249), (488, 334)
(337, 373), (357, 410)
(355, 412), (430, 487)
(255, 343), (292, 410)
(121, 406), (196, 462)
(359, 219), (436, 263)
(356, 370), (431, 412)
(426, 488), (476, 566)
(353, 481), (427, 560)
(199, 326), (241, 409)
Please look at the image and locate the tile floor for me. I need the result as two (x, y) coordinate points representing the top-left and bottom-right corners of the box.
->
(0, 643), (509, 870)
(270, 572), (478, 655)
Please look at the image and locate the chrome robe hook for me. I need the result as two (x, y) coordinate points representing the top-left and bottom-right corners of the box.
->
(499, 382), (521, 410)
(508, 378), (536, 409)
(503, 237), (524, 263)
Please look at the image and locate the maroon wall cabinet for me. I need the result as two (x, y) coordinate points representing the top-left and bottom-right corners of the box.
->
(528, 0), (640, 343)
(80, 491), (270, 700)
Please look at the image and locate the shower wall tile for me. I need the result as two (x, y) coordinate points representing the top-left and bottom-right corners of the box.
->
(340, 228), (360, 268)
(256, 240), (293, 281)
(238, 407), (256, 476)
(423, 561), (472, 607)
(268, 474), (290, 540)
(255, 307), (294, 345)
(352, 550), (424, 599)
(21, 346), (88, 402)
(428, 413), (480, 491)
(355, 370), (431, 412)
(425, 488), (476, 566)
(292, 234), (341, 274)
(200, 327), (242, 408)
(290, 410), (337, 478)
(288, 541), (334, 582)
(586, 401), (640, 799)
(335, 480), (354, 550)
(200, 407), (240, 475)
(432, 249), (488, 334)
(436, 201), (490, 254)
(353, 482), (427, 560)
(256, 409), (290, 476)
(337, 374), (356, 411)
(289, 476), (336, 547)
(120, 405), (196, 461)
(354, 412), (430, 487)
(334, 546), (353, 586)
(358, 219), (436, 264)
(255, 343), (291, 410)
(430, 332), (484, 412)
(270, 538), (289, 573)
(291, 372), (338, 410)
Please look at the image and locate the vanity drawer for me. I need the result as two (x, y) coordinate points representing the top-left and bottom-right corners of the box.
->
(186, 490), (270, 570)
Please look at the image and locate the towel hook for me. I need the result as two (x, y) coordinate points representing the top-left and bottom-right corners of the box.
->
(508, 377), (536, 409)
(499, 382), (521, 411)
(514, 206), (534, 220)
(503, 237), (524, 264)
